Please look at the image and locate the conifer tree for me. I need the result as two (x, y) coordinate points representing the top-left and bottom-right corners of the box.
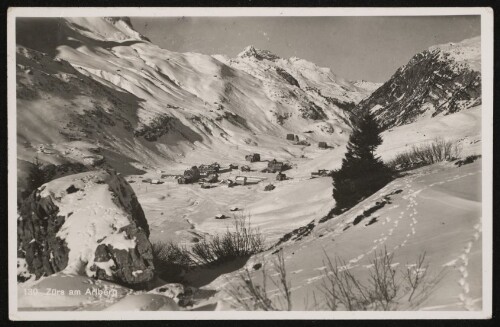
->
(332, 110), (393, 210)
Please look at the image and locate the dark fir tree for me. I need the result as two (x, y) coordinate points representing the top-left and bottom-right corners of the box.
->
(18, 156), (45, 207)
(331, 110), (393, 210)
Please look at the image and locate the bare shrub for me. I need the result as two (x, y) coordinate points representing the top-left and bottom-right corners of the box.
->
(151, 241), (194, 269)
(225, 247), (442, 311)
(367, 249), (399, 310)
(151, 242), (195, 282)
(320, 248), (444, 310)
(227, 249), (292, 311)
(388, 138), (462, 170)
(403, 252), (427, 302)
(191, 216), (265, 265)
(320, 255), (371, 310)
(403, 253), (448, 309)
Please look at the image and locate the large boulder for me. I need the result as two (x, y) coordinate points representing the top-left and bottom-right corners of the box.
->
(18, 169), (154, 285)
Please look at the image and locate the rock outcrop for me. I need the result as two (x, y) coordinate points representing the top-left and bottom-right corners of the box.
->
(355, 36), (481, 129)
(18, 169), (154, 285)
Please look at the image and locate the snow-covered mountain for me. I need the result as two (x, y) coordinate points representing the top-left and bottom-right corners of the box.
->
(355, 37), (481, 129)
(16, 17), (376, 172)
(352, 80), (383, 93)
(15, 17), (485, 312)
(214, 45), (376, 105)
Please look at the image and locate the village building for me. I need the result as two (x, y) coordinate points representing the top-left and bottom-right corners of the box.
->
(205, 173), (219, 183)
(199, 163), (220, 176)
(235, 176), (247, 186)
(178, 166), (200, 184)
(267, 159), (285, 173)
(221, 179), (234, 188)
(240, 165), (251, 172)
(311, 169), (332, 178)
(276, 172), (287, 181)
(286, 133), (295, 141)
(318, 141), (328, 149)
(245, 153), (261, 162)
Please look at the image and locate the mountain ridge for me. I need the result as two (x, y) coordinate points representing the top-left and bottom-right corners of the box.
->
(355, 36), (481, 129)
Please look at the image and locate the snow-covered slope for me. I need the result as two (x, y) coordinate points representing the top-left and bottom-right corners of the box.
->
(16, 17), (376, 173)
(352, 80), (383, 93)
(355, 37), (481, 129)
(207, 159), (482, 311)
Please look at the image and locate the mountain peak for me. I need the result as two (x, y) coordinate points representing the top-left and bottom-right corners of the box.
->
(237, 45), (280, 61)
(429, 36), (481, 71)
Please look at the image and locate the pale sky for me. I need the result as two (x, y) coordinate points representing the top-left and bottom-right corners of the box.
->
(131, 16), (480, 83)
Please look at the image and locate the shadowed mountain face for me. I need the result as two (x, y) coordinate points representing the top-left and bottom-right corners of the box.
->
(355, 37), (481, 129)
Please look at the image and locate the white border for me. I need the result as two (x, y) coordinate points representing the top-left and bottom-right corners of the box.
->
(7, 7), (494, 321)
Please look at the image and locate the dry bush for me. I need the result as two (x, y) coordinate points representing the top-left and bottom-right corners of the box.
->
(152, 241), (194, 268)
(151, 241), (195, 282)
(191, 216), (265, 265)
(227, 249), (292, 311)
(225, 246), (443, 311)
(388, 138), (462, 171)
(320, 248), (445, 311)
(320, 255), (372, 310)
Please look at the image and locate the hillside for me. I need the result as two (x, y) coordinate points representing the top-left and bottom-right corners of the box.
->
(206, 158), (482, 311)
(355, 37), (481, 129)
(16, 17), (376, 174)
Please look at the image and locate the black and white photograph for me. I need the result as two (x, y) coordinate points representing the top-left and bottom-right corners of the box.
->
(7, 7), (493, 319)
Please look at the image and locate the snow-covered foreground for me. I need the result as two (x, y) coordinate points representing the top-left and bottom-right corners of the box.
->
(17, 157), (482, 311)
(208, 159), (482, 311)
